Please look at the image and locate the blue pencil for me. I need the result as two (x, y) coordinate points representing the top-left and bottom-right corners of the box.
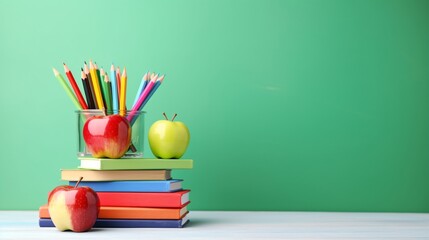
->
(110, 64), (119, 114)
(140, 75), (164, 110)
(132, 72), (149, 108)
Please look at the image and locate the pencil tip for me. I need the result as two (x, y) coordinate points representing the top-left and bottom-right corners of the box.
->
(152, 74), (159, 82)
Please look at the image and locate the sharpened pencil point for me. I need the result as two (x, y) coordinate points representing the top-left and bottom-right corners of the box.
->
(122, 67), (127, 77)
(52, 68), (59, 76)
(151, 74), (158, 82)
(63, 63), (70, 72)
(158, 75), (165, 82)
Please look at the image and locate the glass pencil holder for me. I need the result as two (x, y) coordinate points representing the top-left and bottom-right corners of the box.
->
(76, 109), (145, 158)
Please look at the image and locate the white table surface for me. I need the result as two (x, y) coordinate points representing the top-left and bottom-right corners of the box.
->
(1, 211), (429, 239)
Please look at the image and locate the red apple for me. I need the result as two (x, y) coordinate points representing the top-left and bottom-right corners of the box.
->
(48, 178), (100, 232)
(83, 114), (131, 158)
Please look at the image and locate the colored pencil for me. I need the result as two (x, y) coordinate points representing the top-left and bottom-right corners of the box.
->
(89, 61), (104, 110)
(63, 63), (88, 109)
(107, 77), (113, 113)
(119, 67), (127, 116)
(132, 72), (149, 107)
(101, 69), (112, 112)
(116, 66), (121, 98)
(95, 62), (107, 108)
(140, 74), (164, 110)
(127, 75), (158, 124)
(52, 68), (81, 109)
(84, 63), (98, 109)
(110, 64), (119, 114)
(80, 69), (96, 109)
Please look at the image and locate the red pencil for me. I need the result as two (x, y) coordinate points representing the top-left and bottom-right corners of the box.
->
(63, 63), (88, 109)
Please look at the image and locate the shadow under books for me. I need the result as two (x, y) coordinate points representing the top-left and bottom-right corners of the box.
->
(185, 217), (220, 228)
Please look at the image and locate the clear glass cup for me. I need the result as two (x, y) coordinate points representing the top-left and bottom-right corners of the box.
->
(76, 109), (145, 158)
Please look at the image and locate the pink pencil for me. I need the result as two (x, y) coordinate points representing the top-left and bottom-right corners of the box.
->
(127, 75), (158, 124)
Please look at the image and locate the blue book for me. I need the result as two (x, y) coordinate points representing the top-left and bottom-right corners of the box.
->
(68, 180), (182, 192)
(39, 216), (189, 228)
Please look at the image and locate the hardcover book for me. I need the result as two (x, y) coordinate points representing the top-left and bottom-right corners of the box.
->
(79, 157), (193, 170)
(68, 179), (182, 192)
(96, 190), (190, 208)
(61, 169), (171, 181)
(39, 204), (188, 220)
(39, 214), (189, 228)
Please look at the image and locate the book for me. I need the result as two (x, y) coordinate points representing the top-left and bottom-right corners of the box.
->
(39, 204), (188, 220)
(39, 214), (189, 228)
(96, 190), (190, 208)
(68, 180), (182, 192)
(61, 169), (171, 181)
(78, 157), (193, 170)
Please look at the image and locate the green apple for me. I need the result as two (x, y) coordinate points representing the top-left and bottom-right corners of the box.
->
(148, 113), (190, 159)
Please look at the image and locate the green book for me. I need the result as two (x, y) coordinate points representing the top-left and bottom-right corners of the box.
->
(78, 157), (193, 170)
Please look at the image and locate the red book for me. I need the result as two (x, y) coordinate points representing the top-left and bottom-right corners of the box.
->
(97, 190), (190, 208)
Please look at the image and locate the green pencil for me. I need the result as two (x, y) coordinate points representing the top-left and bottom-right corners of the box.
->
(53, 68), (82, 109)
(100, 69), (112, 113)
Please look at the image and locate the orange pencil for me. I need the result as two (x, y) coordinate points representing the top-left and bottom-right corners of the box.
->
(63, 63), (88, 109)
(119, 67), (127, 116)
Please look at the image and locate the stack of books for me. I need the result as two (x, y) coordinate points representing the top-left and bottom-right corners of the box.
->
(39, 157), (193, 228)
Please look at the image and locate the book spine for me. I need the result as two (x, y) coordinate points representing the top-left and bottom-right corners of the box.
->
(39, 205), (186, 220)
(39, 218), (188, 228)
(98, 207), (186, 219)
(61, 170), (170, 181)
(97, 191), (189, 208)
(79, 158), (193, 170)
(94, 219), (187, 228)
(68, 180), (180, 192)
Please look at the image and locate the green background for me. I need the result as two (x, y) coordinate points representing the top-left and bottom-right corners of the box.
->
(0, 0), (428, 212)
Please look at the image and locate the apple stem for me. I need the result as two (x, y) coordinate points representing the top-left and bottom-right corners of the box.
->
(171, 113), (177, 122)
(163, 112), (168, 120)
(75, 177), (83, 188)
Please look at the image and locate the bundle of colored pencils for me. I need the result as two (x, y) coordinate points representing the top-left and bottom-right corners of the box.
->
(52, 61), (165, 124)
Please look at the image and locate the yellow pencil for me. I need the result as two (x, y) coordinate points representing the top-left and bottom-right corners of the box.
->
(119, 67), (127, 116)
(89, 60), (105, 110)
